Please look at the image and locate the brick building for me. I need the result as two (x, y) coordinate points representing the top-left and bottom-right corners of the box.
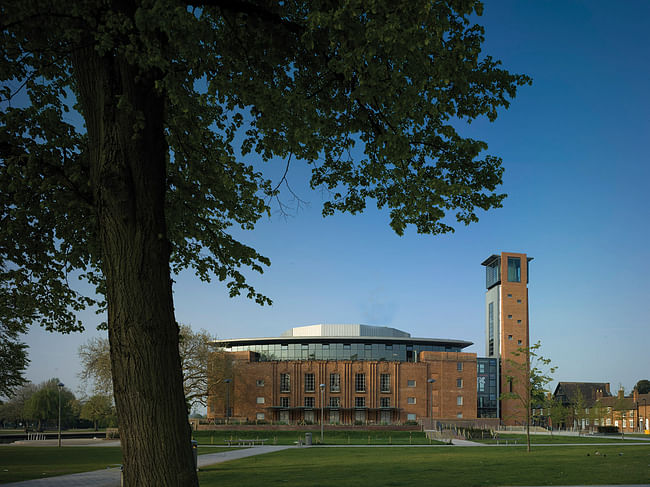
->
(207, 252), (532, 425)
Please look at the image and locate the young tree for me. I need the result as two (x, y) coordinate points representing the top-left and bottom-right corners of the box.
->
(500, 341), (556, 452)
(546, 395), (568, 436)
(1, 1), (530, 484)
(573, 388), (588, 434)
(81, 394), (114, 431)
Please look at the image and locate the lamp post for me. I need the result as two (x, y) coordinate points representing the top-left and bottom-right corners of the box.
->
(644, 399), (647, 432)
(320, 383), (325, 443)
(224, 379), (232, 424)
(57, 382), (64, 448)
(427, 379), (436, 428)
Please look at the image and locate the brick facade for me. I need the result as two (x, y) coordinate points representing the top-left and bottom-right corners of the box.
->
(208, 351), (478, 424)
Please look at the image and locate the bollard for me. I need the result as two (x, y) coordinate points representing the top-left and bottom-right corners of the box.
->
(191, 440), (198, 471)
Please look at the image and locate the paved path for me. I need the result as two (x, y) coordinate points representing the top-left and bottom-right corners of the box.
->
(2, 445), (294, 487)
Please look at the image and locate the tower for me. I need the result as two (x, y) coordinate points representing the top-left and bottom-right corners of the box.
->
(481, 252), (532, 424)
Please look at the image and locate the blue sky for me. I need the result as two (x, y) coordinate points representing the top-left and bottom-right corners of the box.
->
(22, 0), (650, 398)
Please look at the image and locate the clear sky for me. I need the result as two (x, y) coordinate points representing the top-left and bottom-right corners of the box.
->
(20, 0), (650, 399)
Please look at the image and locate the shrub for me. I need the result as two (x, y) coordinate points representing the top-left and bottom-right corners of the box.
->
(597, 426), (619, 434)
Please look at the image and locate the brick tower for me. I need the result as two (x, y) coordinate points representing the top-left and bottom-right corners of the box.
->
(481, 252), (532, 425)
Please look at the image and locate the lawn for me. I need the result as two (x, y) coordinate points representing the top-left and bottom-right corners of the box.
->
(0, 446), (233, 484)
(193, 429), (443, 446)
(0, 446), (123, 484)
(472, 433), (649, 445)
(198, 444), (650, 487)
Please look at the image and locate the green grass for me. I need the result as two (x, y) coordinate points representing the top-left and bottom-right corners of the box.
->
(472, 433), (649, 444)
(0, 446), (123, 484)
(0, 446), (234, 483)
(193, 430), (443, 445)
(198, 444), (650, 486)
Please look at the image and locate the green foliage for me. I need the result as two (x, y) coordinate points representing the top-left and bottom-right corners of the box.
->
(80, 394), (114, 430)
(500, 341), (557, 451)
(22, 379), (76, 428)
(0, 0), (530, 333)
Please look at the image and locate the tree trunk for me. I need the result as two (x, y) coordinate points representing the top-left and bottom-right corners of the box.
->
(71, 27), (197, 487)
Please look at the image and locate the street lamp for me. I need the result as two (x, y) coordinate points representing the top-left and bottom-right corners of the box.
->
(427, 379), (436, 428)
(644, 399), (647, 432)
(57, 382), (64, 448)
(320, 383), (325, 443)
(224, 379), (232, 424)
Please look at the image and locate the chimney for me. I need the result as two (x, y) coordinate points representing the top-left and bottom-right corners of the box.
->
(617, 388), (624, 399)
(595, 388), (603, 400)
(633, 388), (639, 402)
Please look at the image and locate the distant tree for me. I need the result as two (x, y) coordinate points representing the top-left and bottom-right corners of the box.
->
(501, 341), (557, 452)
(590, 399), (604, 432)
(2, 0), (530, 483)
(545, 395), (568, 435)
(23, 379), (75, 431)
(79, 325), (222, 409)
(78, 337), (113, 397)
(81, 394), (114, 431)
(572, 388), (588, 433)
(0, 266), (30, 397)
(0, 383), (37, 430)
(635, 380), (650, 395)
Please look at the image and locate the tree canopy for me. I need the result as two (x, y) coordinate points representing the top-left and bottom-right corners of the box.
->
(1, 1), (530, 484)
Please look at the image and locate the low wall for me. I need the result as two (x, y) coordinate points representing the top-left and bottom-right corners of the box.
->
(196, 423), (421, 432)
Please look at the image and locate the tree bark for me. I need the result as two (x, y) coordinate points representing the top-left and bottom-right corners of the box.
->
(71, 28), (197, 487)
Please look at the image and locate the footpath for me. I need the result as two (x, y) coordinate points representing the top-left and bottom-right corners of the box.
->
(2, 444), (294, 487)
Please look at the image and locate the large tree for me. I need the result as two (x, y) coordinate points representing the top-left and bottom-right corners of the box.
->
(79, 324), (222, 409)
(0, 0), (530, 484)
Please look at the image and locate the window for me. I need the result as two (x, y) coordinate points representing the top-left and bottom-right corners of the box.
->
(486, 259), (500, 288)
(517, 340), (522, 345)
(330, 373), (341, 392)
(508, 335), (513, 340)
(304, 373), (315, 392)
(280, 397), (289, 408)
(355, 373), (366, 392)
(407, 380), (416, 387)
(256, 379), (265, 387)
(256, 413), (265, 420)
(457, 396), (463, 406)
(380, 374), (391, 393)
(478, 376), (486, 392)
(355, 397), (366, 408)
(517, 299), (522, 303)
(280, 373), (290, 392)
(256, 396), (265, 404)
(488, 302), (494, 356)
(380, 397), (390, 408)
(517, 319), (522, 324)
(507, 293), (512, 297)
(507, 314), (512, 319)
(304, 397), (315, 408)
(457, 362), (463, 371)
(329, 397), (340, 408)
(508, 257), (521, 282)
(457, 378), (463, 388)
(407, 397), (416, 405)
(457, 413), (463, 418)
(478, 363), (485, 374)
(407, 413), (416, 421)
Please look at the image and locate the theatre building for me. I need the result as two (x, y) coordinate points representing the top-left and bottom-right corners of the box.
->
(207, 252), (531, 425)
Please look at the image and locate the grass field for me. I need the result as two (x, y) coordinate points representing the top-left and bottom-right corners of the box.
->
(192, 430), (443, 446)
(0, 446), (233, 484)
(198, 444), (650, 487)
(473, 433), (650, 444)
